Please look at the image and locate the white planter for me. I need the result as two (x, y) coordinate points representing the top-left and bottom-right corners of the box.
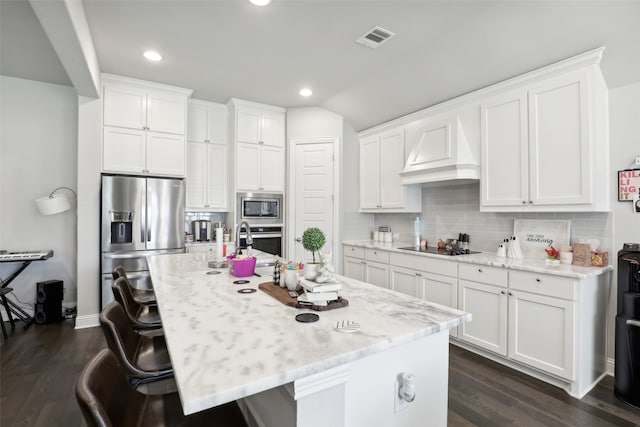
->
(303, 263), (319, 281)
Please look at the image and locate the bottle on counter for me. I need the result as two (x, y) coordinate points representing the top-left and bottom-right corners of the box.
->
(414, 217), (421, 247)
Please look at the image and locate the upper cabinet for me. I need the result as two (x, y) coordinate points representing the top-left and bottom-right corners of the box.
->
(359, 126), (421, 212)
(102, 74), (192, 177)
(228, 99), (286, 192)
(480, 49), (609, 212)
(186, 100), (229, 211)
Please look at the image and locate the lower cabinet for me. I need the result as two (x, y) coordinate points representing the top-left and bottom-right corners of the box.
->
(343, 245), (390, 289)
(343, 255), (365, 282)
(458, 279), (508, 355)
(508, 290), (574, 380)
(390, 266), (423, 298)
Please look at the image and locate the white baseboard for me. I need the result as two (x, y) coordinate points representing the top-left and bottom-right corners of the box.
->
(606, 357), (615, 376)
(74, 313), (100, 329)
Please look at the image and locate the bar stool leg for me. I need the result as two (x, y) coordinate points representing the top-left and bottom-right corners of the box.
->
(2, 295), (15, 329)
(0, 304), (8, 339)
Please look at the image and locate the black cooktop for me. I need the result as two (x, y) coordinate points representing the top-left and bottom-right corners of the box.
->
(398, 246), (480, 257)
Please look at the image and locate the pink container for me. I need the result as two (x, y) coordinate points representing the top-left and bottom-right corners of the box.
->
(228, 255), (256, 277)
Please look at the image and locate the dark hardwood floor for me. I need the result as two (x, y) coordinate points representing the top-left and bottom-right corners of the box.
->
(1, 320), (639, 426)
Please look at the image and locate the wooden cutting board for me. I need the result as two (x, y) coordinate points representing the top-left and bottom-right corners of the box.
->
(258, 282), (348, 311)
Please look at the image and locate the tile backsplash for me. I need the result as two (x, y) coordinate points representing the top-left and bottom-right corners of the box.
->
(184, 212), (228, 235)
(374, 183), (613, 254)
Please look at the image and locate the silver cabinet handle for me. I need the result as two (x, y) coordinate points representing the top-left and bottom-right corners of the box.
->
(296, 237), (302, 242)
(478, 268), (482, 273)
(522, 201), (526, 204)
(536, 278), (541, 282)
(627, 319), (640, 328)
(500, 290), (506, 295)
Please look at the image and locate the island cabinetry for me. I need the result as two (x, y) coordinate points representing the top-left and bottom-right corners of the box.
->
(389, 252), (458, 336)
(458, 264), (509, 353)
(359, 126), (421, 212)
(480, 49), (609, 212)
(229, 99), (285, 192)
(342, 245), (390, 288)
(102, 75), (191, 177)
(186, 100), (228, 211)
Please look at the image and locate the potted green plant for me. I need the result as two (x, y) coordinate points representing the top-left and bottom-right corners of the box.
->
(301, 227), (326, 280)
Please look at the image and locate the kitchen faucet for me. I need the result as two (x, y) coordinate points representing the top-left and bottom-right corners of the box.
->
(236, 220), (253, 253)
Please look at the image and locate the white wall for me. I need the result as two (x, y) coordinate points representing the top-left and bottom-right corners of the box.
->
(0, 76), (78, 318)
(606, 81), (640, 361)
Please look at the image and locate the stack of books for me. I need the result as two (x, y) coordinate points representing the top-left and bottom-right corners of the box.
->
(298, 278), (342, 306)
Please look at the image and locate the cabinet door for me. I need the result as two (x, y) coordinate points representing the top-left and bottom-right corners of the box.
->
(146, 132), (185, 177)
(365, 261), (389, 289)
(207, 109), (228, 145)
(103, 86), (147, 130)
(390, 266), (423, 298)
(343, 256), (365, 282)
(207, 144), (229, 210)
(359, 136), (381, 209)
(508, 290), (575, 380)
(186, 141), (209, 208)
(187, 104), (209, 143)
(528, 70), (591, 206)
(260, 146), (285, 192)
(480, 90), (529, 207)
(103, 126), (146, 174)
(236, 142), (260, 191)
(422, 272), (458, 337)
(379, 128), (406, 208)
(458, 279), (507, 356)
(237, 108), (261, 145)
(261, 111), (285, 147)
(146, 92), (186, 135)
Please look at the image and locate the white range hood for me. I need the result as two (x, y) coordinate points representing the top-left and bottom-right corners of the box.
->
(400, 111), (480, 186)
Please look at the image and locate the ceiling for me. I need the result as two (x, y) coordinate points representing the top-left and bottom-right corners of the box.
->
(2, 0), (640, 131)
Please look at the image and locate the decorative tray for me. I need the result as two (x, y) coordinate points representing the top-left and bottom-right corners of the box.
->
(258, 282), (348, 311)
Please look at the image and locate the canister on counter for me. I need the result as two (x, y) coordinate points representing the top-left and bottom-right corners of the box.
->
(592, 250), (609, 267)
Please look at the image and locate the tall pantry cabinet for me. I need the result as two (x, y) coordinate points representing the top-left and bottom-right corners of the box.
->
(228, 99), (286, 193)
(186, 100), (229, 211)
(101, 74), (192, 177)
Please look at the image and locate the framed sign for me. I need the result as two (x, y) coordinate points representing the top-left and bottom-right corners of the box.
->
(514, 219), (571, 259)
(618, 169), (640, 201)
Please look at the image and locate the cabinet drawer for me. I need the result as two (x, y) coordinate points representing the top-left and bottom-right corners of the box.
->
(365, 248), (390, 264)
(344, 245), (364, 259)
(389, 253), (457, 277)
(459, 263), (508, 287)
(509, 270), (576, 300)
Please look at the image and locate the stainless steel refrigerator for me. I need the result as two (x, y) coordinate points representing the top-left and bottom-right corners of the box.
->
(100, 175), (185, 309)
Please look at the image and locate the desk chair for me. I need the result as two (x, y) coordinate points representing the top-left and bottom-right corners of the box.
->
(76, 348), (248, 427)
(112, 266), (157, 305)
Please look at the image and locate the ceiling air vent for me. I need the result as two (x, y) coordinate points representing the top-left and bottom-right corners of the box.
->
(356, 26), (396, 49)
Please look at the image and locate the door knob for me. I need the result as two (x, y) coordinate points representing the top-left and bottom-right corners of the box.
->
(296, 237), (302, 242)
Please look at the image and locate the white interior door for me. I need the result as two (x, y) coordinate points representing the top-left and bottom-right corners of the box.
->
(292, 141), (335, 263)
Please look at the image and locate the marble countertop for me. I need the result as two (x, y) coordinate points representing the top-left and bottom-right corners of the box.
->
(147, 252), (470, 415)
(343, 240), (613, 279)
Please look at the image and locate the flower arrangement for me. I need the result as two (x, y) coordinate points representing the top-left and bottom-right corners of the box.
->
(544, 245), (559, 259)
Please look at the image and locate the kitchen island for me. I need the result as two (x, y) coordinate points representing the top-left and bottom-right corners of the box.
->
(147, 252), (470, 427)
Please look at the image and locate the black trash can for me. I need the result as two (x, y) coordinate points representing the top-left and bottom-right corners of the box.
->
(614, 243), (640, 408)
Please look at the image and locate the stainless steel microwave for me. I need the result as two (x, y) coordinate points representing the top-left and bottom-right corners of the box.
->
(236, 192), (283, 225)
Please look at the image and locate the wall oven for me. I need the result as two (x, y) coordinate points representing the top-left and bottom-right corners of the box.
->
(239, 225), (283, 257)
(237, 192), (282, 225)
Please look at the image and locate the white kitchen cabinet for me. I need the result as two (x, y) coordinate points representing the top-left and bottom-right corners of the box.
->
(102, 75), (192, 177)
(458, 279), (508, 355)
(188, 100), (228, 144)
(508, 289), (574, 380)
(359, 127), (421, 212)
(186, 100), (229, 211)
(343, 255), (365, 282)
(229, 99), (285, 192)
(342, 245), (389, 288)
(186, 141), (228, 211)
(390, 265), (423, 298)
(480, 56), (609, 212)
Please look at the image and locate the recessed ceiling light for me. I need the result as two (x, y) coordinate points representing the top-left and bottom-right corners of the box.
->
(143, 50), (163, 61)
(299, 88), (313, 97)
(249, 0), (271, 6)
